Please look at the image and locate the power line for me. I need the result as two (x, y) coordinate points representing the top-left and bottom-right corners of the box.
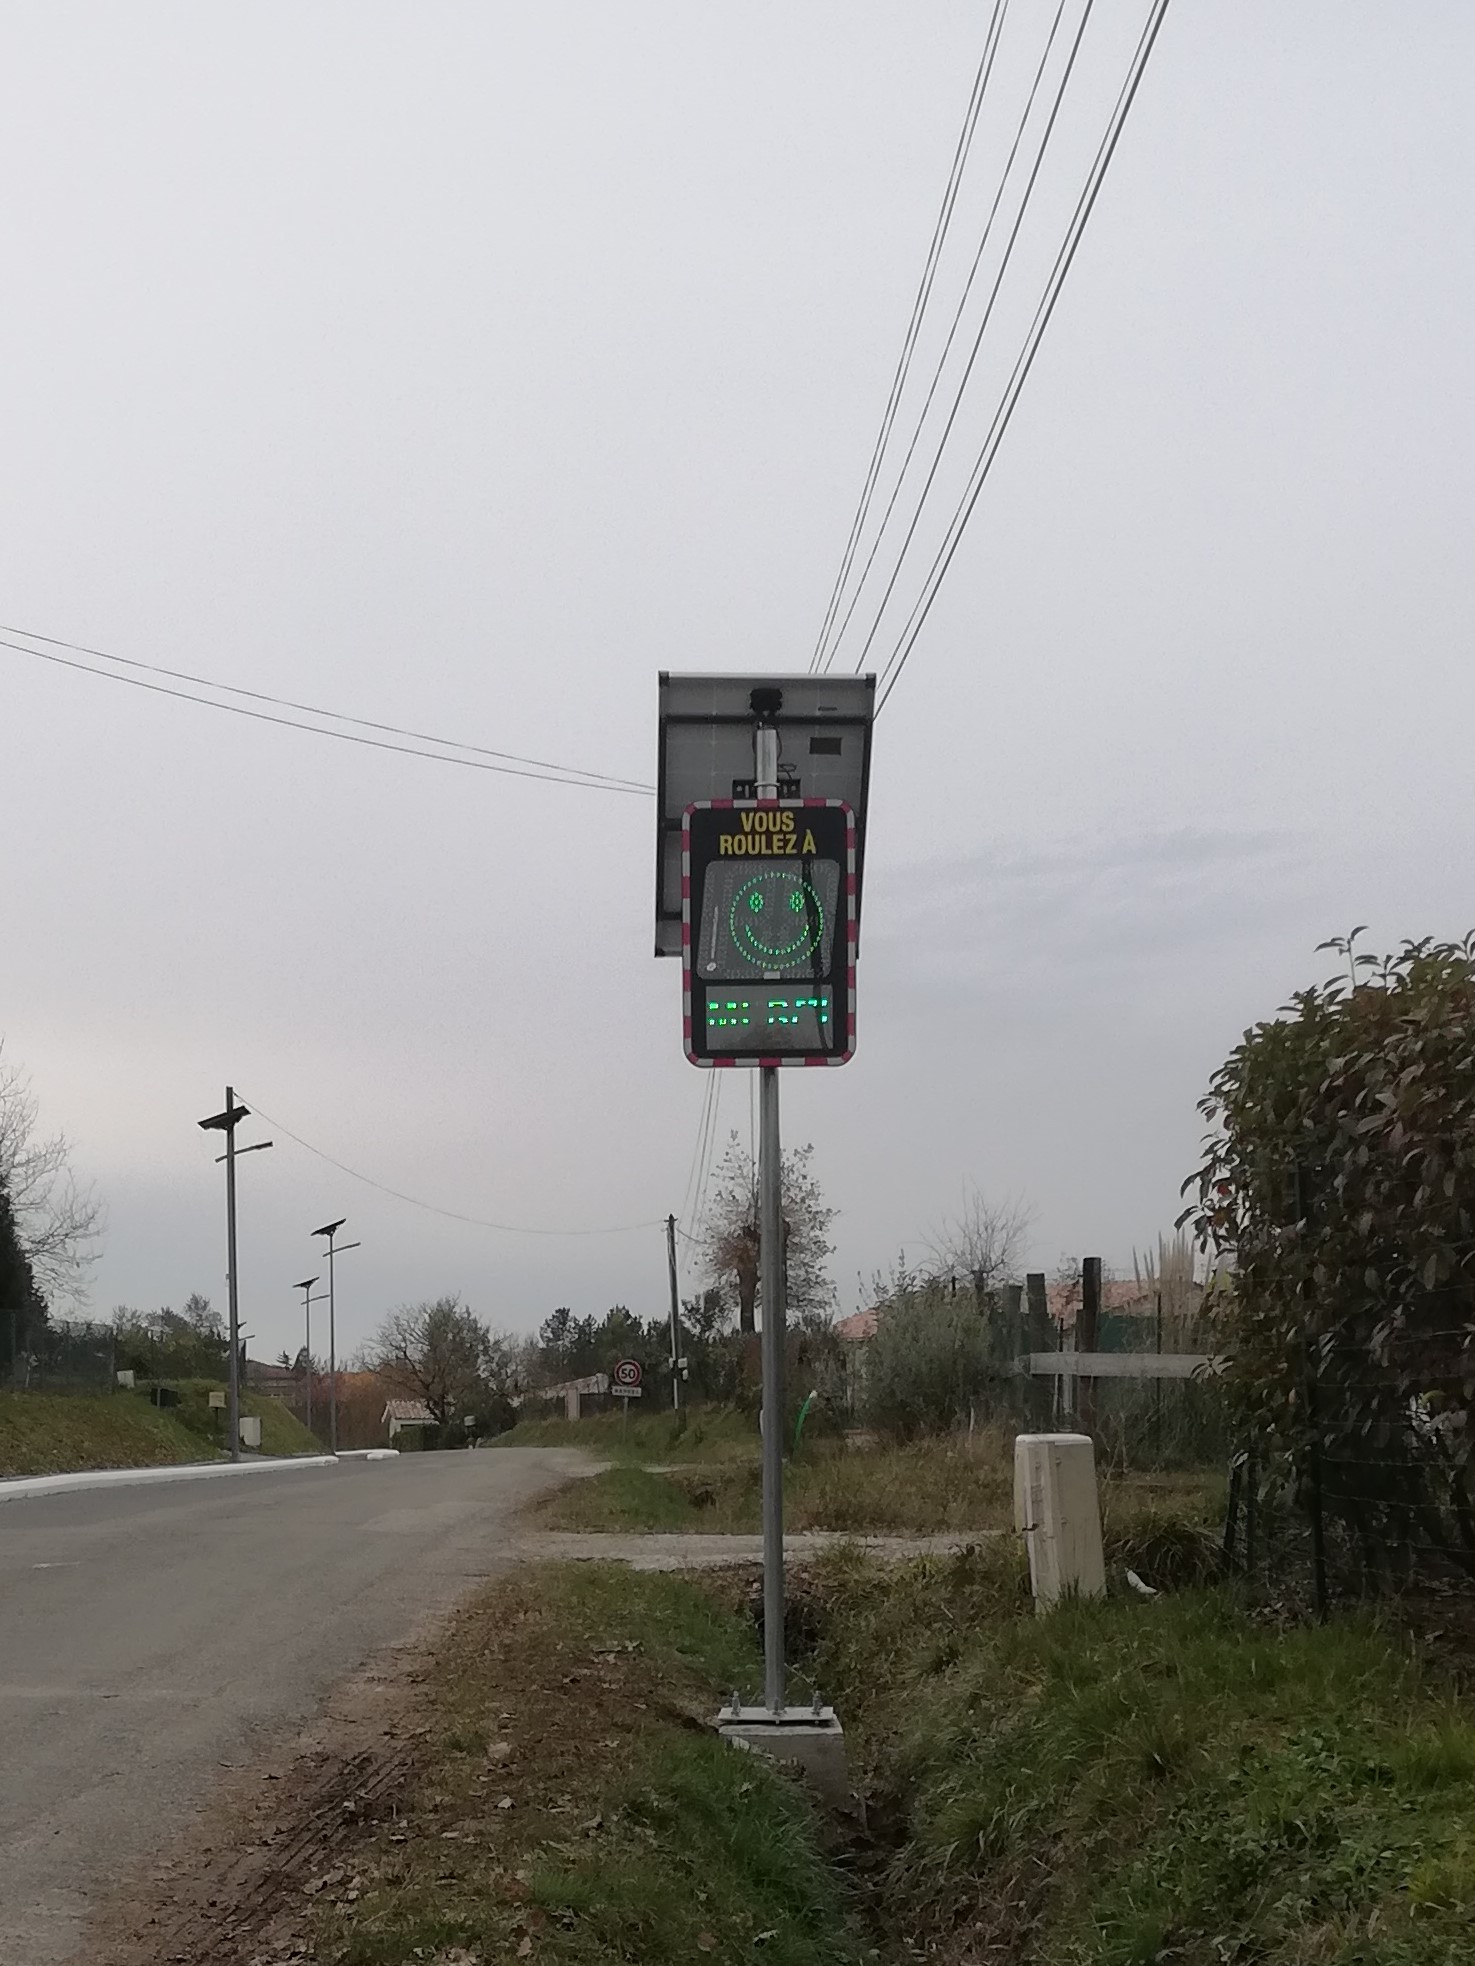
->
(677, 1076), (716, 1233)
(683, 1072), (725, 1259)
(818, 0), (1073, 674)
(241, 1095), (665, 1236)
(843, 0), (1098, 682)
(1, 627), (653, 796)
(876, 0), (1175, 713)
(808, 0), (1009, 676)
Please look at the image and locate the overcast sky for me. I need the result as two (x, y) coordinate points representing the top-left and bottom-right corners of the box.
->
(3, 3), (1472, 1363)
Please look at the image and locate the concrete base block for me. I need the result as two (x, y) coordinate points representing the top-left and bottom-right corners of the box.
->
(1014, 1432), (1106, 1611)
(716, 1706), (853, 1814)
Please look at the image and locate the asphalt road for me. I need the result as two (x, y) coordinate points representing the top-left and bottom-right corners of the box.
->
(0, 1448), (581, 1966)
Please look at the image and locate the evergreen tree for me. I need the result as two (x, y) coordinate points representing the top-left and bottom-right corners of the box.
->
(0, 1177), (47, 1370)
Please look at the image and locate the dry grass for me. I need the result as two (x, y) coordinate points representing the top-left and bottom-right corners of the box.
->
(530, 1426), (1224, 1540)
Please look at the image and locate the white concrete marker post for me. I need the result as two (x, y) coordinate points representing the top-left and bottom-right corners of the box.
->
(1014, 1433), (1107, 1611)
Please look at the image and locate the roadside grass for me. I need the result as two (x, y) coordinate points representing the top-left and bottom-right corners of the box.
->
(491, 1404), (760, 1465)
(0, 1382), (322, 1479)
(161, 1379), (322, 1458)
(309, 1563), (867, 1966)
(530, 1430), (1224, 1539)
(808, 1542), (1475, 1964)
(0, 1388), (204, 1477)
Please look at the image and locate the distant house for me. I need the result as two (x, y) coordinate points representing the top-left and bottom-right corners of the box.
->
(245, 1358), (302, 1400)
(1045, 1278), (1207, 1343)
(835, 1310), (880, 1413)
(381, 1398), (435, 1442)
(835, 1309), (878, 1345)
(526, 1373), (611, 1422)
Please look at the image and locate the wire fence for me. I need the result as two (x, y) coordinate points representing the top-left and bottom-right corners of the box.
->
(1, 1312), (117, 1392)
(1224, 1334), (1475, 1616)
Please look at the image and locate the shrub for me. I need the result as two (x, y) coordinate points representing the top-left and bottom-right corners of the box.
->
(862, 1278), (1001, 1438)
(1183, 935), (1475, 1583)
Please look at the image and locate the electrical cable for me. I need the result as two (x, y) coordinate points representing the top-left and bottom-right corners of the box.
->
(684, 1072), (725, 1254)
(241, 1095), (665, 1236)
(1, 629), (653, 796)
(817, 0), (1072, 675)
(677, 1076), (716, 1236)
(843, 0), (1099, 683)
(808, 0), (1008, 675)
(875, 0), (1174, 713)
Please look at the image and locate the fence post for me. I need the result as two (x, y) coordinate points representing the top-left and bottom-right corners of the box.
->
(1306, 1375), (1329, 1622)
(1078, 1258), (1102, 1438)
(1223, 1450), (1244, 1570)
(1025, 1273), (1051, 1429)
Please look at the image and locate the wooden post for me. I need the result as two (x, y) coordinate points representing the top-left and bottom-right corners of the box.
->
(1000, 1281), (1024, 1419)
(1025, 1273), (1051, 1428)
(1078, 1257), (1102, 1439)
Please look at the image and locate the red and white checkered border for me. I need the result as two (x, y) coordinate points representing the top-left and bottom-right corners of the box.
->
(681, 798), (857, 1069)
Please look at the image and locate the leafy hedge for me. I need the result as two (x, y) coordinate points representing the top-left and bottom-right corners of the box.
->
(1183, 936), (1475, 1583)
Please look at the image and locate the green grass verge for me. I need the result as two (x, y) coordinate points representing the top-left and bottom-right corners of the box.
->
(810, 1544), (1475, 1964)
(491, 1403), (761, 1464)
(0, 1388), (206, 1477)
(161, 1379), (323, 1457)
(0, 1382), (322, 1479)
(311, 1563), (866, 1966)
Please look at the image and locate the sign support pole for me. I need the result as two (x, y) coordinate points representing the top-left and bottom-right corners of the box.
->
(223, 1086), (242, 1465)
(755, 715), (787, 1717)
(666, 1213), (682, 1411)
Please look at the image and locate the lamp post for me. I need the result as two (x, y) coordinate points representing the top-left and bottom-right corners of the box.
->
(293, 1276), (327, 1435)
(198, 1088), (272, 1463)
(310, 1220), (360, 1454)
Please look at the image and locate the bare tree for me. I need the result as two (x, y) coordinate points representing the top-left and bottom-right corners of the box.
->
(699, 1133), (836, 1334)
(365, 1295), (511, 1426)
(0, 1043), (103, 1306)
(923, 1186), (1032, 1298)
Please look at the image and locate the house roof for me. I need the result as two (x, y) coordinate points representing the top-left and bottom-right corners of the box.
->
(245, 1359), (300, 1388)
(382, 1399), (435, 1424)
(1046, 1278), (1204, 1325)
(836, 1279), (1201, 1344)
(533, 1374), (611, 1399)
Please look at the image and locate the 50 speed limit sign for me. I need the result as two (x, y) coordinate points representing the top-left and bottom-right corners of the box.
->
(612, 1358), (643, 1396)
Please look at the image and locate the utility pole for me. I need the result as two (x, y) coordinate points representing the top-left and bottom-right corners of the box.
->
(198, 1089), (272, 1463)
(666, 1214), (682, 1411)
(293, 1276), (325, 1434)
(751, 688), (788, 1718)
(310, 1219), (360, 1454)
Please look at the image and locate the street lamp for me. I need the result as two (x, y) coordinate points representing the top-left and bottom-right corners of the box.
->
(310, 1219), (360, 1454)
(293, 1276), (327, 1435)
(198, 1087), (272, 1462)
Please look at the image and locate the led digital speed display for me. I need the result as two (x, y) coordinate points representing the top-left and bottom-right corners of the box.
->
(696, 861), (840, 983)
(703, 988), (835, 1054)
(683, 801), (855, 1066)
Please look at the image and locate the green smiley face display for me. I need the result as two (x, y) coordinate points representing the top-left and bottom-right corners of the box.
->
(728, 871), (825, 970)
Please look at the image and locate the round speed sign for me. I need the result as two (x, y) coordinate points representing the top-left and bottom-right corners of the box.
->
(612, 1358), (642, 1391)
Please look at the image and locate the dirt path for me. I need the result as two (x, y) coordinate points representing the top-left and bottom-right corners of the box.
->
(513, 1528), (997, 1569)
(74, 1513), (996, 1962)
(83, 1636), (427, 1966)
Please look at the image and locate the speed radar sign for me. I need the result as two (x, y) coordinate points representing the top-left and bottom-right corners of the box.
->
(682, 800), (856, 1067)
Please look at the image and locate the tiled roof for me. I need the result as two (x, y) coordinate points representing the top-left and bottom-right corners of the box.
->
(382, 1398), (435, 1424)
(835, 1309), (879, 1342)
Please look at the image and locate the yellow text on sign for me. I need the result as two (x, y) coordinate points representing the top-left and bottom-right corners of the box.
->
(716, 811), (819, 856)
